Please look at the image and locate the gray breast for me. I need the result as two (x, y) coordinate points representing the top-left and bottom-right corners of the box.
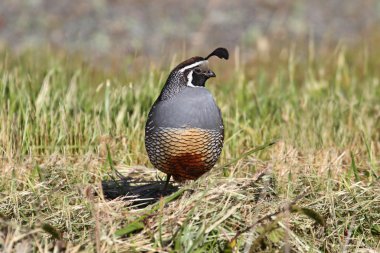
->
(147, 87), (223, 130)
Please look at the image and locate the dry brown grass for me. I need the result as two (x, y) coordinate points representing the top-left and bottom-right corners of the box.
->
(0, 43), (379, 252)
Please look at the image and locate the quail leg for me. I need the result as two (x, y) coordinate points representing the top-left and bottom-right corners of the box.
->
(162, 174), (172, 192)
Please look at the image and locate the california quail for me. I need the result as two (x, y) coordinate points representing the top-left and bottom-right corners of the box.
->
(145, 48), (229, 183)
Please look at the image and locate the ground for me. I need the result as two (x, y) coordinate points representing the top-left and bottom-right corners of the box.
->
(0, 43), (379, 252)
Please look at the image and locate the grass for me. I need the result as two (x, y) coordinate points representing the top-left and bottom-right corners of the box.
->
(0, 42), (379, 252)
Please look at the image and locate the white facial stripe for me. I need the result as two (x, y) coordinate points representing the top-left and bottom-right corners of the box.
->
(179, 61), (205, 73)
(186, 70), (195, 87)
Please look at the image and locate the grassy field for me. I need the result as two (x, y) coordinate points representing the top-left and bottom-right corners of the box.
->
(0, 43), (379, 252)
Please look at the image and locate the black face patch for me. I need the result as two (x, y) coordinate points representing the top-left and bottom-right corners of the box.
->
(191, 70), (207, 87)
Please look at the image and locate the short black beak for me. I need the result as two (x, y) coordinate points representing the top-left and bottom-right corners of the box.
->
(205, 70), (216, 78)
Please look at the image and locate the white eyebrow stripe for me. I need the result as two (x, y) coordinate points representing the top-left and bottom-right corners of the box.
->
(179, 61), (205, 73)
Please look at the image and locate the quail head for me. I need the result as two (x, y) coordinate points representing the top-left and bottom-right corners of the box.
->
(145, 48), (229, 183)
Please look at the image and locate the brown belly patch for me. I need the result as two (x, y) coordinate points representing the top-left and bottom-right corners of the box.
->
(145, 127), (223, 181)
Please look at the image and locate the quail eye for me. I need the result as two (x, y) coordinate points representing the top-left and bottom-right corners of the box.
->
(194, 68), (201, 74)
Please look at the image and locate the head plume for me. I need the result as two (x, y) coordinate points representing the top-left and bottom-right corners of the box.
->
(205, 48), (229, 60)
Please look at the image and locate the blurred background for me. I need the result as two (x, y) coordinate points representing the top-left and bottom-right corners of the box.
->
(1, 0), (380, 64)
